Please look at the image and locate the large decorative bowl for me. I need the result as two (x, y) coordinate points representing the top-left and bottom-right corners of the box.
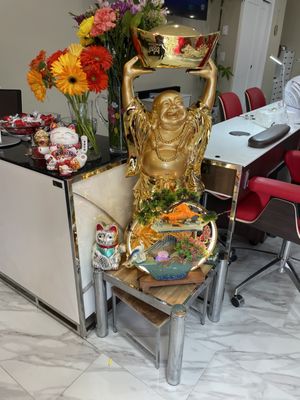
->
(132, 24), (219, 69)
(127, 203), (218, 280)
(0, 113), (57, 136)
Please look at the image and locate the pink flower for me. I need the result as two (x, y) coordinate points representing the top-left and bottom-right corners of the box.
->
(91, 7), (117, 36)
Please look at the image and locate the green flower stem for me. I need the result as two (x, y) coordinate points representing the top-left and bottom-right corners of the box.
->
(66, 94), (99, 154)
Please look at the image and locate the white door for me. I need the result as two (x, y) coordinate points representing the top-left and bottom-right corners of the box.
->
(231, 0), (275, 109)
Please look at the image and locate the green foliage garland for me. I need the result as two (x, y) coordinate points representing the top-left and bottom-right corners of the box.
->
(137, 188), (200, 225)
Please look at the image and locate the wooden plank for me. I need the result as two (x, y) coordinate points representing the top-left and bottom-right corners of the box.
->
(112, 287), (169, 327)
(139, 270), (205, 294)
(107, 263), (214, 306)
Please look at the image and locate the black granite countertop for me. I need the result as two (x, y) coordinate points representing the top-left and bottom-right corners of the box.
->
(0, 135), (127, 181)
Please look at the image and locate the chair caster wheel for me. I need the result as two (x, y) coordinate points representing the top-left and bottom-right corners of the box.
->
(228, 249), (237, 265)
(230, 253), (238, 263)
(231, 294), (244, 307)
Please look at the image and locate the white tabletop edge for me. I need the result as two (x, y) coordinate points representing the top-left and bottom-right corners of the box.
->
(205, 103), (300, 168)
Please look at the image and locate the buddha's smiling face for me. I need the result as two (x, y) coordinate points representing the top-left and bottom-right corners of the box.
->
(153, 91), (187, 129)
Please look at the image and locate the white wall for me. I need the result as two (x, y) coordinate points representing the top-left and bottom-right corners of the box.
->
(281, 0), (300, 77)
(0, 0), (219, 136)
(261, 0), (287, 102)
(0, 0), (92, 118)
(215, 0), (242, 93)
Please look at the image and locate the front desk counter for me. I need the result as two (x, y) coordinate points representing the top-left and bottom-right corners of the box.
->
(0, 136), (136, 337)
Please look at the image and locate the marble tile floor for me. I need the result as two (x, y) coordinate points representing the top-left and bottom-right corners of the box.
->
(0, 235), (300, 400)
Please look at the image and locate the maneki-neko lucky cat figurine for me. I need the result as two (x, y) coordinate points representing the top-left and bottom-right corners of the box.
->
(92, 222), (122, 271)
(44, 126), (88, 176)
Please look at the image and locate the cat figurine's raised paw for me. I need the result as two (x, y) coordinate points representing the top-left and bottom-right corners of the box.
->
(92, 222), (122, 271)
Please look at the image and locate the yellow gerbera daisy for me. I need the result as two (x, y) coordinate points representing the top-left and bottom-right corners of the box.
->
(27, 69), (46, 101)
(54, 64), (88, 96)
(51, 53), (80, 76)
(68, 43), (83, 57)
(77, 16), (94, 46)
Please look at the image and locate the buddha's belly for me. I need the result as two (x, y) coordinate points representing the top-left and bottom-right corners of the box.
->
(141, 148), (188, 178)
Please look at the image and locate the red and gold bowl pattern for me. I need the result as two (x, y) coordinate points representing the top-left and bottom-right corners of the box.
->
(132, 24), (219, 69)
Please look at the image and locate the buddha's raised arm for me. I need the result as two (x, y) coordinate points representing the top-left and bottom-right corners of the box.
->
(187, 59), (218, 110)
(122, 56), (155, 110)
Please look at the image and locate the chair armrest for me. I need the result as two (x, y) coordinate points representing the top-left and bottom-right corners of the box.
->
(285, 150), (300, 184)
(248, 176), (300, 203)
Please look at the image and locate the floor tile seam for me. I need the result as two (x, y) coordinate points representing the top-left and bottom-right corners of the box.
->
(0, 363), (35, 399)
(184, 349), (218, 400)
(195, 348), (300, 380)
(62, 350), (167, 400)
(187, 346), (232, 400)
(0, 347), (101, 399)
(83, 335), (107, 354)
(184, 350), (266, 400)
(237, 306), (300, 344)
(94, 349), (170, 400)
(211, 350), (300, 400)
(57, 354), (102, 399)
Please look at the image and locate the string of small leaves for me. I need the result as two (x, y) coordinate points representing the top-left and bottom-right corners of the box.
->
(137, 188), (200, 225)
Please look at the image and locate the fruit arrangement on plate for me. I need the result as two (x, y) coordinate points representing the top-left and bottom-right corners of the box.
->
(0, 112), (57, 135)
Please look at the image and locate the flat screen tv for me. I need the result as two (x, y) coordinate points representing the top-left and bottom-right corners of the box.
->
(165, 0), (208, 20)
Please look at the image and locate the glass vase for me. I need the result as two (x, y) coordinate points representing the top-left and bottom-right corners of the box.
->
(107, 71), (127, 155)
(68, 99), (101, 161)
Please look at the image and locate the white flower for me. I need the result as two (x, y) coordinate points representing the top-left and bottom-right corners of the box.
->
(96, 0), (110, 7)
(152, 0), (165, 6)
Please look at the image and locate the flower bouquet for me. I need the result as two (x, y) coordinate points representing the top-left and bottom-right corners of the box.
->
(27, 43), (112, 156)
(71, 0), (167, 153)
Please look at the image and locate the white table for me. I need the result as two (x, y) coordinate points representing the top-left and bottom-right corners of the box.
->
(203, 103), (300, 322)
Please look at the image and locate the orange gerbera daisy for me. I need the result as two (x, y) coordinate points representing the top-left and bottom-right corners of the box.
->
(51, 53), (81, 77)
(85, 66), (108, 93)
(54, 64), (88, 96)
(27, 69), (46, 101)
(80, 46), (112, 71)
(29, 50), (46, 70)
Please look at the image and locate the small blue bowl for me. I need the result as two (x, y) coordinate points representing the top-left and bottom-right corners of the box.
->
(140, 261), (192, 281)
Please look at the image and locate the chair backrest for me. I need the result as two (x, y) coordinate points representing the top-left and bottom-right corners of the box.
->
(218, 92), (243, 121)
(285, 150), (300, 184)
(245, 87), (266, 112)
(235, 176), (300, 245)
(0, 89), (22, 118)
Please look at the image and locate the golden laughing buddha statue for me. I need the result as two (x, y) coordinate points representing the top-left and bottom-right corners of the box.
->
(122, 55), (217, 213)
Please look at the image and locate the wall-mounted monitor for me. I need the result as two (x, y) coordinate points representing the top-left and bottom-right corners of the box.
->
(165, 0), (208, 20)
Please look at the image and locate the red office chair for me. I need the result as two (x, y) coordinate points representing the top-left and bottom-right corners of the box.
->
(285, 150), (300, 183)
(218, 92), (243, 121)
(245, 87), (266, 112)
(231, 174), (300, 307)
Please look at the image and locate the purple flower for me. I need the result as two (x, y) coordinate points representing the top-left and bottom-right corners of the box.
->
(70, 13), (86, 25)
(130, 4), (140, 14)
(111, 1), (131, 17)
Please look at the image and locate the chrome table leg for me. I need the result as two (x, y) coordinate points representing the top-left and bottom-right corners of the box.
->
(166, 305), (186, 386)
(208, 256), (228, 322)
(93, 268), (108, 338)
